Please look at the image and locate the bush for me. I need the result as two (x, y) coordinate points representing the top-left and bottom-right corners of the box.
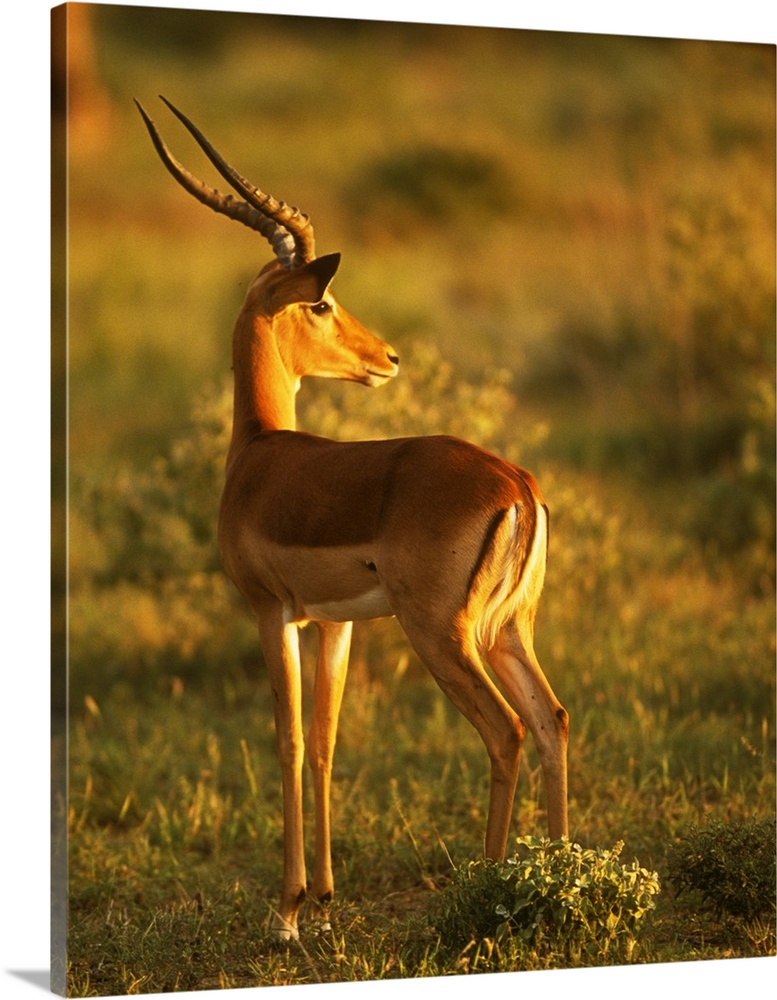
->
(68, 381), (257, 693)
(433, 837), (660, 965)
(666, 818), (777, 922)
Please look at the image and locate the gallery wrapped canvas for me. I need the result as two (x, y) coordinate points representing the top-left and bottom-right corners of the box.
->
(51, 3), (775, 997)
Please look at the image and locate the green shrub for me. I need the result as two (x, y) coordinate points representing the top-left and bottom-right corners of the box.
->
(68, 381), (256, 692)
(350, 145), (516, 234)
(433, 837), (660, 965)
(666, 818), (777, 922)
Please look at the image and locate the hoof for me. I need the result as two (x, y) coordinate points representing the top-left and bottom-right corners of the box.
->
(271, 916), (299, 942)
(275, 926), (299, 942)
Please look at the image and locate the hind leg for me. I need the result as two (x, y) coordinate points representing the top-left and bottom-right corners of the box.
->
(485, 619), (568, 839)
(399, 617), (526, 859)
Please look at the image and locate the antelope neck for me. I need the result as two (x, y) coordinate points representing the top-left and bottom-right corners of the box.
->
(227, 311), (299, 467)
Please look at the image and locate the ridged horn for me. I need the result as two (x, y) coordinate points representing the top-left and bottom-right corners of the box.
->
(157, 96), (316, 266)
(135, 98), (314, 268)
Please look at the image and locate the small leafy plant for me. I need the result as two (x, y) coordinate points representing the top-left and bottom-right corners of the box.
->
(666, 818), (776, 922)
(433, 837), (660, 965)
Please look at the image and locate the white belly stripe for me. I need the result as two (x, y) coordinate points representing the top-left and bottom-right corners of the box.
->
(303, 586), (392, 623)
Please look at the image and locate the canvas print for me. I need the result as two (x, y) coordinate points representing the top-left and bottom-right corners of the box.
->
(51, 3), (776, 996)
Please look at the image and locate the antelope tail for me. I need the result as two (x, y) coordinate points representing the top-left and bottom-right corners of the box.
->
(469, 499), (548, 652)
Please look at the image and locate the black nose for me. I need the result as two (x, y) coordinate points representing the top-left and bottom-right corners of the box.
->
(388, 353), (399, 365)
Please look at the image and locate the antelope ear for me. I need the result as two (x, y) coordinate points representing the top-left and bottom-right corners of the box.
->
(269, 253), (341, 309)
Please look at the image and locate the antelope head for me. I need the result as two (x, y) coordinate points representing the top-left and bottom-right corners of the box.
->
(135, 96), (399, 392)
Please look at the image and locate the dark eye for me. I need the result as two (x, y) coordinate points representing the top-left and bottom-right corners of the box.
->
(311, 301), (331, 316)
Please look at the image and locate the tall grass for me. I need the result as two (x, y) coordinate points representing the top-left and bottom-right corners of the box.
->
(60, 8), (775, 994)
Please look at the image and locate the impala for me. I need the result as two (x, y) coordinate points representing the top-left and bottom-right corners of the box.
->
(136, 97), (569, 941)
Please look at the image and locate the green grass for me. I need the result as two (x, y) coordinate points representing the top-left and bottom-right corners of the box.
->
(64, 433), (775, 990)
(65, 576), (774, 992)
(59, 8), (775, 995)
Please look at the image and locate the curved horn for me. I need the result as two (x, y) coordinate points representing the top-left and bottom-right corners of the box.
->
(158, 96), (316, 266)
(135, 99), (305, 268)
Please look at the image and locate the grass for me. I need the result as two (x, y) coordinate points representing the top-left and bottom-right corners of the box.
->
(64, 445), (776, 991)
(65, 596), (774, 991)
(58, 7), (775, 995)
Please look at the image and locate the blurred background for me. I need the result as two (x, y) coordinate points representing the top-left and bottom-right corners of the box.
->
(53, 6), (776, 988)
(56, 4), (775, 692)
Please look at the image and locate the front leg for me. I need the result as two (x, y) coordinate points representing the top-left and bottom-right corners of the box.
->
(255, 601), (307, 941)
(308, 620), (353, 928)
